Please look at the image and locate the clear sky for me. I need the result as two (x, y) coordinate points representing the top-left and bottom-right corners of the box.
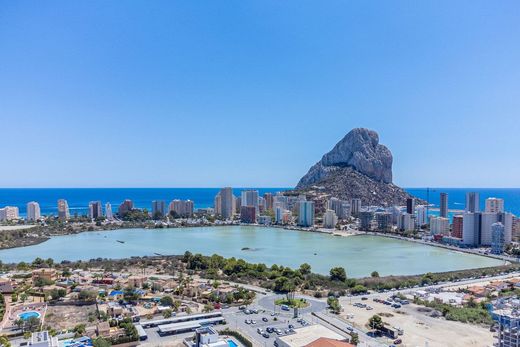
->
(1, 1), (519, 188)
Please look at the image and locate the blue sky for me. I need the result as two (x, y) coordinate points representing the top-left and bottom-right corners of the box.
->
(1, 1), (519, 188)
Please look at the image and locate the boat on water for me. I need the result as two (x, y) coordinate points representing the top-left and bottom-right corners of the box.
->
(116, 240), (125, 244)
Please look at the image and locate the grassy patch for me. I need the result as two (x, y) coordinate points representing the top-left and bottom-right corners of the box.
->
(275, 298), (309, 308)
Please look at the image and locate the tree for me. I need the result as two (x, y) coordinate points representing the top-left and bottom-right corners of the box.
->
(0, 335), (11, 347)
(162, 309), (173, 318)
(368, 315), (384, 330)
(350, 285), (367, 295)
(92, 337), (111, 347)
(25, 317), (41, 332)
(371, 271), (379, 278)
(327, 296), (342, 314)
(160, 295), (174, 307)
(350, 332), (359, 345)
(329, 267), (347, 282)
(299, 263), (311, 275)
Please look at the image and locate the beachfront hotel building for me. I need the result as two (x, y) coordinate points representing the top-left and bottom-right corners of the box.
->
(0, 206), (19, 221)
(440, 192), (448, 218)
(298, 201), (315, 227)
(57, 199), (70, 220)
(26, 201), (41, 221)
(486, 197), (505, 213)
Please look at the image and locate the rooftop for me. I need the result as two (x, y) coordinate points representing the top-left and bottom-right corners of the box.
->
(277, 325), (346, 347)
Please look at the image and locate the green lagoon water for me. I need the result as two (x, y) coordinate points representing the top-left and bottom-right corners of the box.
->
(0, 226), (503, 277)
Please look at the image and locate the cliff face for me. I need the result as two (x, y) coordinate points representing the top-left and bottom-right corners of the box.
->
(296, 128), (416, 206)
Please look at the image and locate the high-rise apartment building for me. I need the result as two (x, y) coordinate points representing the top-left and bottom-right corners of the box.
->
(118, 199), (134, 216)
(323, 209), (338, 229)
(57, 199), (70, 220)
(375, 212), (392, 232)
(241, 190), (259, 213)
(462, 211), (512, 246)
(169, 199), (194, 217)
(452, 215), (463, 238)
(298, 201), (315, 227)
(491, 222), (505, 255)
(219, 187), (234, 220)
(440, 193), (448, 218)
(358, 211), (373, 230)
(466, 192), (480, 213)
(486, 198), (505, 213)
(26, 201), (41, 221)
(415, 205), (427, 226)
(0, 206), (19, 221)
(351, 198), (362, 216)
(430, 216), (450, 235)
(263, 193), (274, 211)
(105, 202), (113, 220)
(397, 213), (415, 232)
(152, 200), (167, 218)
(89, 201), (102, 219)
(406, 198), (415, 215)
(240, 206), (256, 224)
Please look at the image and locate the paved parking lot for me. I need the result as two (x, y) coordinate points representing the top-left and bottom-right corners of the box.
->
(223, 305), (318, 346)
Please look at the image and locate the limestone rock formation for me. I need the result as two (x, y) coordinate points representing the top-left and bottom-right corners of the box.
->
(296, 128), (417, 206)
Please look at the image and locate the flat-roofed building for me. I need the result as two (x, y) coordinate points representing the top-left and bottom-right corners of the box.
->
(275, 325), (347, 347)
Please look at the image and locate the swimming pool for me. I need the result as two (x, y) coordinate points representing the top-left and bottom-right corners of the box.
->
(18, 311), (41, 320)
(227, 339), (238, 347)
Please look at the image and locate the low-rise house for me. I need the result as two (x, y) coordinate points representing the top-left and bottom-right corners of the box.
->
(127, 276), (147, 288)
(96, 322), (111, 337)
(0, 279), (14, 294)
(32, 269), (57, 283)
(466, 285), (490, 298)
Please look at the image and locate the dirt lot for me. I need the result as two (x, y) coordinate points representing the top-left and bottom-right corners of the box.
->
(339, 296), (494, 347)
(44, 304), (98, 330)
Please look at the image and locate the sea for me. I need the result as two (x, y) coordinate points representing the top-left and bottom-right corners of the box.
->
(1, 188), (520, 217)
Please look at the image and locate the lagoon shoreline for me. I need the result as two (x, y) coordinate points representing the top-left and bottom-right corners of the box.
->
(0, 224), (506, 278)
